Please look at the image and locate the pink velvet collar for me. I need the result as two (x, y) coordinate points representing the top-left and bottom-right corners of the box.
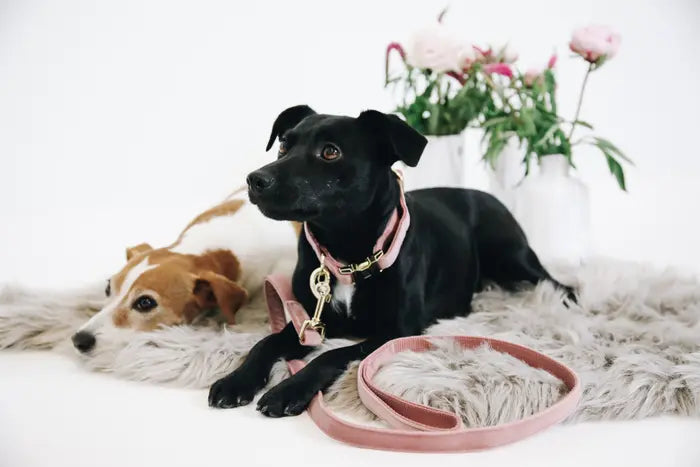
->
(303, 172), (410, 285)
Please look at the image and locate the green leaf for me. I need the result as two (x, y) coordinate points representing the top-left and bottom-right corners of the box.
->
(572, 120), (594, 130)
(533, 123), (559, 149)
(605, 154), (627, 191)
(482, 116), (510, 128)
(592, 137), (633, 165)
(518, 109), (537, 137)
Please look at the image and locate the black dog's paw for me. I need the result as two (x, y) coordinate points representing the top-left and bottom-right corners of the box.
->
(256, 378), (317, 418)
(208, 370), (265, 409)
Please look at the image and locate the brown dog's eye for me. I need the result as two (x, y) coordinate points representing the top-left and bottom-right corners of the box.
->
(105, 280), (111, 297)
(132, 295), (158, 312)
(320, 144), (341, 161)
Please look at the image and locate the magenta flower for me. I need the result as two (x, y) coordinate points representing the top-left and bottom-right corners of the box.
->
(483, 63), (513, 79)
(386, 42), (406, 62)
(385, 42), (406, 84)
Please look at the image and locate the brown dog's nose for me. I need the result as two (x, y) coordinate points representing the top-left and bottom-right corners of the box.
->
(71, 331), (96, 353)
(247, 170), (275, 194)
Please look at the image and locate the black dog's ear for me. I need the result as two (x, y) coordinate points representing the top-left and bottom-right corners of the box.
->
(265, 105), (317, 151)
(357, 110), (427, 167)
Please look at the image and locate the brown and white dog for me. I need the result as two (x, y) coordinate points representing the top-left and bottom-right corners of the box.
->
(70, 188), (298, 354)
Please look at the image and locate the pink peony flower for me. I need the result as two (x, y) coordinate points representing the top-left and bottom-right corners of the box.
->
(547, 53), (557, 69)
(523, 68), (543, 87)
(569, 25), (621, 64)
(483, 63), (513, 79)
(405, 23), (470, 73)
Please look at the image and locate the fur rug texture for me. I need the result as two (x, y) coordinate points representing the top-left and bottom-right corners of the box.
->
(1, 258), (699, 427)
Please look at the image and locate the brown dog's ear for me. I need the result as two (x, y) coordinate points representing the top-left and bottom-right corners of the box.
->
(192, 271), (248, 324)
(266, 105), (316, 151)
(126, 243), (153, 260)
(357, 110), (428, 167)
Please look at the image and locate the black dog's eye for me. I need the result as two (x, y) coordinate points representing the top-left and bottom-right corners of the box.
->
(132, 295), (158, 312)
(278, 138), (288, 157)
(105, 280), (111, 297)
(320, 144), (341, 161)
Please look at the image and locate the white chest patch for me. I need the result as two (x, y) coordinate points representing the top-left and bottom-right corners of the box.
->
(332, 282), (355, 317)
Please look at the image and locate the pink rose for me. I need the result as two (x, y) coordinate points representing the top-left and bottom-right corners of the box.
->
(569, 25), (621, 64)
(405, 24), (470, 73)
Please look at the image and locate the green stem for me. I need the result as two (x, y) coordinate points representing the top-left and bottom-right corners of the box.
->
(568, 62), (593, 139)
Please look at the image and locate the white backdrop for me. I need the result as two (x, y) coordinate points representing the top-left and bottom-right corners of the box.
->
(2, 3), (700, 467)
(1, 0), (699, 288)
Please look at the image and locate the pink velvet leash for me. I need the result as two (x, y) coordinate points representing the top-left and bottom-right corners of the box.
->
(263, 275), (581, 452)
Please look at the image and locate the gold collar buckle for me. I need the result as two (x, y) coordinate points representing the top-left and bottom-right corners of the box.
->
(339, 250), (384, 275)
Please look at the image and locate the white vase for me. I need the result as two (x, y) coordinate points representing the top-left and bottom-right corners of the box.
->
(487, 137), (524, 212)
(513, 154), (591, 264)
(397, 133), (464, 191)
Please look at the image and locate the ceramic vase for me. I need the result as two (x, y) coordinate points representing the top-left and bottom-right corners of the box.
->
(398, 133), (464, 191)
(513, 154), (591, 264)
(487, 137), (524, 212)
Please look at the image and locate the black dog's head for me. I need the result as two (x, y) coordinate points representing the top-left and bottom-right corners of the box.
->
(247, 106), (427, 221)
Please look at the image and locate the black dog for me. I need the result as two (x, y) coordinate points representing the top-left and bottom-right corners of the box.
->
(208, 105), (573, 416)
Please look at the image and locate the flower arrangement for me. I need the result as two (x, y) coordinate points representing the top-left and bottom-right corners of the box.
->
(384, 17), (514, 136)
(385, 15), (631, 190)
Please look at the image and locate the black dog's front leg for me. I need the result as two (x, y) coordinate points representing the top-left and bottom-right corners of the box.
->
(208, 322), (311, 409)
(256, 337), (386, 417)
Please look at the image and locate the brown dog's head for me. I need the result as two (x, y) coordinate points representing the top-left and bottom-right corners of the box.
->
(71, 244), (247, 354)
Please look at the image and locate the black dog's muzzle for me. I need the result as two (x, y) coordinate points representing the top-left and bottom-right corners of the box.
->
(246, 170), (275, 196)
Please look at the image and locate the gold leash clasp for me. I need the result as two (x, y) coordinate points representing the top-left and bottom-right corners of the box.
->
(299, 255), (331, 344)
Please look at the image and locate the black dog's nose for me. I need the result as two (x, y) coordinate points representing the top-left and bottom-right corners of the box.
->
(71, 331), (96, 353)
(247, 171), (275, 194)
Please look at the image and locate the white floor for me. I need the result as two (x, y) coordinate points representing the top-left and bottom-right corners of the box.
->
(0, 351), (698, 467)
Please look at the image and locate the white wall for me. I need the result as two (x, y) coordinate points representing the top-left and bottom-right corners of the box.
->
(1, 0), (699, 288)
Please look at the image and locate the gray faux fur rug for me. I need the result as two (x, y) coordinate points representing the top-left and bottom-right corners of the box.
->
(1, 258), (699, 427)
